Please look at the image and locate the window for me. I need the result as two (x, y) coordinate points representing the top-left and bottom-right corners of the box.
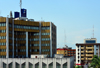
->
(78, 60), (79, 62)
(41, 27), (50, 30)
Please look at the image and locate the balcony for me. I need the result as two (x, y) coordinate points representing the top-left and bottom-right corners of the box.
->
(86, 47), (94, 49)
(81, 47), (84, 49)
(81, 58), (84, 60)
(86, 58), (92, 60)
(86, 51), (94, 53)
(81, 51), (84, 53)
(86, 54), (93, 56)
(81, 54), (84, 56)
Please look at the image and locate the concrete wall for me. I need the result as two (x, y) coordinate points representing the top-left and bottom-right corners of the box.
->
(0, 57), (74, 68)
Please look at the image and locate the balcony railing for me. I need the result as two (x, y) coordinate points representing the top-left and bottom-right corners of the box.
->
(86, 51), (94, 53)
(86, 58), (92, 60)
(86, 47), (94, 49)
(86, 54), (93, 56)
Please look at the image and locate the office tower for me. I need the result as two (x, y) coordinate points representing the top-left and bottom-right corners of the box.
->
(76, 38), (100, 66)
(0, 17), (56, 58)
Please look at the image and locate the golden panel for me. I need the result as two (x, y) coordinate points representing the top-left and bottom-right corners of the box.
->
(41, 35), (50, 38)
(9, 52), (12, 55)
(0, 17), (6, 22)
(41, 46), (50, 49)
(0, 52), (6, 55)
(14, 20), (39, 26)
(17, 41), (26, 43)
(9, 18), (13, 23)
(31, 46), (39, 49)
(0, 39), (6, 42)
(41, 22), (50, 26)
(9, 40), (12, 43)
(41, 30), (50, 33)
(14, 28), (39, 32)
(31, 41), (39, 44)
(9, 34), (12, 37)
(0, 27), (6, 30)
(0, 46), (6, 49)
(18, 46), (26, 49)
(9, 46), (12, 49)
(18, 52), (26, 55)
(29, 36), (39, 38)
(0, 33), (6, 36)
(9, 27), (12, 31)
(31, 52), (39, 54)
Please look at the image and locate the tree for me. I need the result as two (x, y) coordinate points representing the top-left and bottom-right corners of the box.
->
(89, 55), (100, 68)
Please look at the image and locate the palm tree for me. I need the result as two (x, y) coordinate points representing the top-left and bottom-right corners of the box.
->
(89, 55), (100, 68)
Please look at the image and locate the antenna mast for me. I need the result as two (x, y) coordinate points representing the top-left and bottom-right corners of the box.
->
(64, 30), (67, 46)
(93, 25), (94, 38)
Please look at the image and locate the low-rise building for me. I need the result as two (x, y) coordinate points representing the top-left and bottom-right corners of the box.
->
(0, 55), (74, 68)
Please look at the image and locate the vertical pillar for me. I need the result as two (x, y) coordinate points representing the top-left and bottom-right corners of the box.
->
(98, 45), (99, 57)
(39, 22), (41, 54)
(53, 58), (56, 68)
(50, 22), (52, 57)
(26, 59), (29, 68)
(6, 17), (9, 58)
(94, 45), (96, 55)
(13, 59), (15, 68)
(26, 32), (28, 57)
(39, 58), (42, 68)
(12, 19), (14, 58)
(61, 59), (62, 68)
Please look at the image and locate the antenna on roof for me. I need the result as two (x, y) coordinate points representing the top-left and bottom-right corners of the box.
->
(64, 30), (67, 46)
(93, 25), (94, 38)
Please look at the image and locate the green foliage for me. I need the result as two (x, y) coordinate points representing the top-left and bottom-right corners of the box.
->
(75, 66), (82, 68)
(89, 55), (100, 68)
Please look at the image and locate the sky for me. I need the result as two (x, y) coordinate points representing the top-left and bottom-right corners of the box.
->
(0, 0), (100, 49)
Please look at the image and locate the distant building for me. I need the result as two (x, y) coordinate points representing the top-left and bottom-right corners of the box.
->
(76, 38), (100, 67)
(0, 17), (56, 58)
(0, 55), (74, 68)
(56, 45), (76, 57)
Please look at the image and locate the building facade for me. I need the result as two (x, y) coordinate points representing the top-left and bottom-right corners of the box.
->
(76, 43), (100, 66)
(0, 56), (74, 68)
(56, 47), (76, 57)
(0, 17), (56, 58)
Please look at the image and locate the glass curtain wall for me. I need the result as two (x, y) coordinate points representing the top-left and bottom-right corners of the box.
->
(9, 63), (13, 68)
(35, 62), (39, 68)
(63, 62), (67, 68)
(56, 62), (60, 68)
(22, 63), (26, 68)
(3, 62), (7, 68)
(42, 62), (47, 68)
(49, 63), (53, 68)
(29, 62), (33, 68)
(16, 63), (20, 68)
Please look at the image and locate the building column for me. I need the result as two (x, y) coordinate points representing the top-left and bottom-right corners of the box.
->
(39, 22), (41, 54)
(26, 32), (28, 58)
(94, 45), (96, 55)
(12, 19), (14, 58)
(50, 22), (52, 57)
(6, 17), (9, 58)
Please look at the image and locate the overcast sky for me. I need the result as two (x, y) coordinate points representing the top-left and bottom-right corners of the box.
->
(0, 0), (100, 49)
